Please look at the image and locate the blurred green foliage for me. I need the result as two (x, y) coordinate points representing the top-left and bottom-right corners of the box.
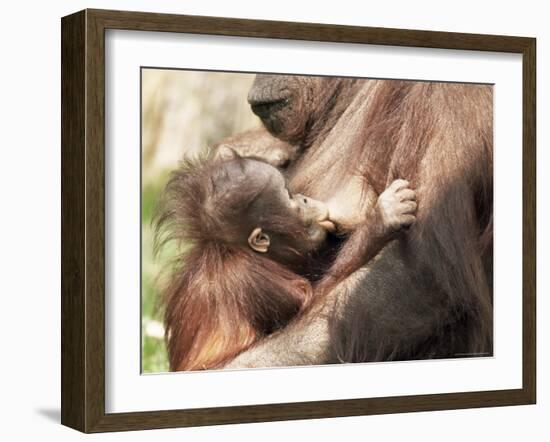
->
(142, 179), (170, 373)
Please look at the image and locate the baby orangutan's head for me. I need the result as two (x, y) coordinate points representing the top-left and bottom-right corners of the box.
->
(157, 150), (335, 272)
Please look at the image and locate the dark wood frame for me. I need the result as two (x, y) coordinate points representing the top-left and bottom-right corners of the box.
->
(61, 8), (536, 433)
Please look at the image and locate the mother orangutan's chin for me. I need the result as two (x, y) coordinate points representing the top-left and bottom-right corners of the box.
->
(247, 74), (328, 143)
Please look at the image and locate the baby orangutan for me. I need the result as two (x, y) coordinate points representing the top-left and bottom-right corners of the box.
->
(155, 150), (417, 371)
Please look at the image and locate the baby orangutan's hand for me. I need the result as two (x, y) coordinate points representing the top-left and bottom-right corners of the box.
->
(376, 179), (417, 233)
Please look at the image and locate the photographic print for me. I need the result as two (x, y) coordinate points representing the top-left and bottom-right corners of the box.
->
(141, 69), (494, 374)
(62, 9), (535, 431)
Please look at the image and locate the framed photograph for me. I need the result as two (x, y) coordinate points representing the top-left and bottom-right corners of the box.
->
(61, 9), (536, 433)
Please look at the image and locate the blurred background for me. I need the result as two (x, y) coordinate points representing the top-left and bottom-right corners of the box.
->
(141, 69), (259, 373)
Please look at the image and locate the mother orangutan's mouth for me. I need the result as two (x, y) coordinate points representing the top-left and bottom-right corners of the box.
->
(249, 98), (289, 119)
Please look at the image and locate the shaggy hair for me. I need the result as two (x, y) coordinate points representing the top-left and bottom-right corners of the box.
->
(154, 156), (314, 371)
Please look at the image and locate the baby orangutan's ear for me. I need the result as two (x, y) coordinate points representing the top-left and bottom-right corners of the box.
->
(248, 227), (270, 253)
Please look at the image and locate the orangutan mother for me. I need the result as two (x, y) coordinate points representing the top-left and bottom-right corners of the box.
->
(218, 74), (493, 367)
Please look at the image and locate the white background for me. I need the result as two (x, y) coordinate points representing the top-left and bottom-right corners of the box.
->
(0, 0), (547, 440)
(106, 31), (523, 413)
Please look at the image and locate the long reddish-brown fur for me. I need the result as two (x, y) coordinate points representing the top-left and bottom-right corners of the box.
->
(216, 77), (494, 365)
(330, 81), (493, 361)
(155, 157), (314, 371)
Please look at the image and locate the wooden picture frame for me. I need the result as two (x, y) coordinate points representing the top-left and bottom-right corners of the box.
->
(61, 8), (536, 433)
